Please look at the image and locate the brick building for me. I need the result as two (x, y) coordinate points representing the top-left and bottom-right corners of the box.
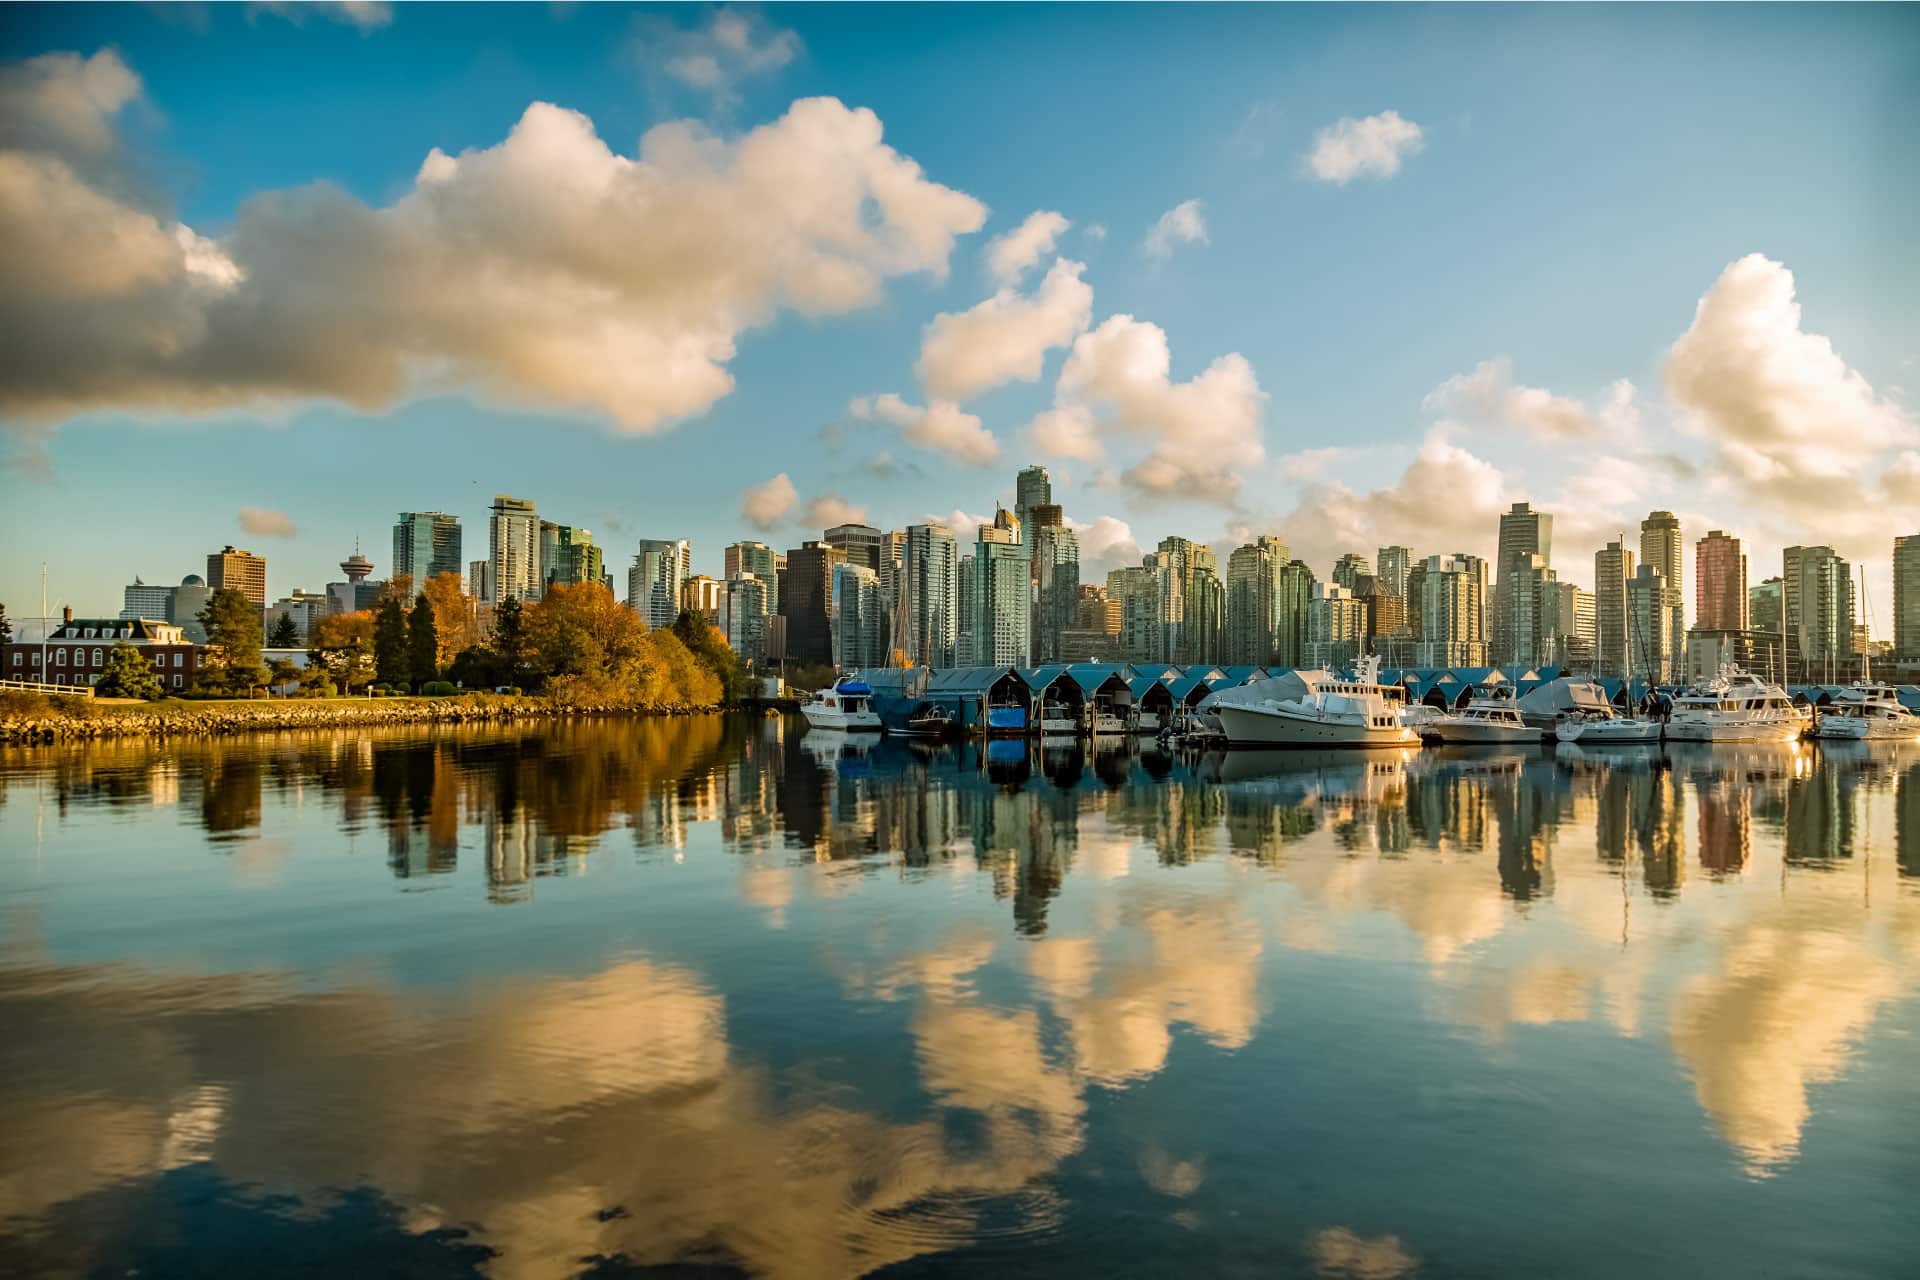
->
(5, 611), (205, 692)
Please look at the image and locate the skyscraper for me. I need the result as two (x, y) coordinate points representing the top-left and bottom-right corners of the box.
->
(1626, 565), (1680, 683)
(1593, 539), (1636, 678)
(726, 541), (779, 615)
(1375, 545), (1412, 600)
(1225, 535), (1291, 665)
(1108, 564), (1157, 663)
(488, 494), (541, 604)
(1783, 545), (1854, 681)
(627, 539), (687, 630)
(207, 545), (267, 607)
(831, 562), (884, 670)
(1539, 580), (1595, 671)
(971, 508), (1030, 666)
(1492, 503), (1551, 666)
(781, 541), (846, 668)
(1014, 465), (1051, 555)
(392, 512), (463, 585)
(1640, 511), (1685, 678)
(540, 522), (603, 592)
(1416, 553), (1488, 667)
(1896, 535), (1920, 663)
(1695, 530), (1747, 631)
(1030, 509), (1080, 664)
(1332, 553), (1370, 591)
(1307, 581), (1367, 668)
(721, 573), (770, 663)
(903, 523), (958, 667)
(1750, 578), (1783, 633)
(1150, 536), (1222, 665)
(121, 578), (175, 621)
(1274, 559), (1317, 668)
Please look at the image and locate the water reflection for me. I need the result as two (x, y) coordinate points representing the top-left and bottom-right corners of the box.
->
(2, 721), (1918, 1277)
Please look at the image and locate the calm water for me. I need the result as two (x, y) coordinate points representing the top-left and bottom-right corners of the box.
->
(3, 716), (1918, 1279)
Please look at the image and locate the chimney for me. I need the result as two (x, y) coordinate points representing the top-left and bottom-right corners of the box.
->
(62, 606), (73, 623)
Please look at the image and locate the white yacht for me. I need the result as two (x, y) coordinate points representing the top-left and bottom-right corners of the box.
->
(1812, 684), (1920, 741)
(1664, 666), (1801, 743)
(801, 678), (883, 732)
(1204, 657), (1418, 749)
(1421, 692), (1540, 745)
(1554, 709), (1663, 745)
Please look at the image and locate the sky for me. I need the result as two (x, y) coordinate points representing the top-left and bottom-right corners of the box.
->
(1, 2), (1916, 628)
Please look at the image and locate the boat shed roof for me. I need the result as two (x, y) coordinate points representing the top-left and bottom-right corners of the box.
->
(926, 665), (1024, 695)
(1065, 663), (1134, 694)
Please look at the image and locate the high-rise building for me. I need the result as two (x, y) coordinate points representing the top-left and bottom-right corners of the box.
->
(1014, 465), (1052, 555)
(1783, 545), (1854, 681)
(1149, 535), (1222, 665)
(121, 577), (175, 621)
(170, 574), (211, 640)
(1895, 535), (1920, 662)
(1593, 540), (1636, 678)
(627, 539), (688, 630)
(540, 522), (603, 592)
(1108, 564), (1157, 664)
(831, 562), (884, 671)
(392, 512), (463, 586)
(1030, 513), (1080, 664)
(488, 495), (541, 604)
(1225, 535), (1291, 665)
(1504, 552), (1557, 668)
(721, 573), (770, 663)
(1492, 503), (1551, 666)
(1627, 565), (1680, 683)
(1640, 511), (1686, 679)
(1375, 546), (1413, 600)
(726, 541), (779, 615)
(467, 559), (490, 605)
(824, 523), (887, 572)
(1539, 580), (1595, 672)
(1274, 560), (1316, 667)
(207, 545), (267, 607)
(1695, 530), (1747, 631)
(1416, 553), (1488, 667)
(1307, 581), (1368, 668)
(955, 552), (976, 664)
(971, 508), (1030, 666)
(680, 574), (722, 622)
(1332, 553), (1371, 592)
(902, 523), (958, 667)
(1750, 577), (1783, 634)
(262, 591), (329, 645)
(781, 541), (846, 668)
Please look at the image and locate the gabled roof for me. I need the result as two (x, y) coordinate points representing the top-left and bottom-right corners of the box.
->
(1065, 663), (1133, 694)
(926, 665), (1024, 695)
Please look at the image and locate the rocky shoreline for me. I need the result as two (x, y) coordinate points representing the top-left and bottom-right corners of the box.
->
(0, 695), (727, 745)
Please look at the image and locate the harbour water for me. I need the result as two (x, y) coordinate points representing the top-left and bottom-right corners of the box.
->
(2, 715), (1918, 1277)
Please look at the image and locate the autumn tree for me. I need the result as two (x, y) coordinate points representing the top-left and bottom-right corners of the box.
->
(524, 582), (648, 685)
(308, 611), (375, 693)
(373, 596), (410, 686)
(409, 594), (439, 684)
(421, 571), (475, 669)
(671, 608), (746, 703)
(94, 643), (164, 699)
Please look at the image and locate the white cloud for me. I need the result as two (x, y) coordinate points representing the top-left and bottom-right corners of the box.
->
(1028, 404), (1103, 462)
(1306, 110), (1424, 184)
(1275, 446), (1349, 481)
(850, 392), (999, 465)
(804, 494), (866, 528)
(1424, 357), (1636, 440)
(0, 51), (987, 438)
(251, 2), (394, 32)
(1083, 223), (1107, 242)
(1067, 514), (1145, 578)
(639, 8), (800, 100)
(1142, 199), (1207, 261)
(739, 472), (797, 530)
(985, 209), (1070, 286)
(923, 508), (993, 545)
(237, 506), (297, 538)
(916, 258), (1092, 401)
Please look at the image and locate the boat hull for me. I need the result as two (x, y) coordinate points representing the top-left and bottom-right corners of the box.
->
(1663, 715), (1801, 743)
(1813, 717), (1920, 741)
(1555, 719), (1663, 745)
(1421, 722), (1541, 745)
(1215, 703), (1417, 748)
(801, 705), (882, 732)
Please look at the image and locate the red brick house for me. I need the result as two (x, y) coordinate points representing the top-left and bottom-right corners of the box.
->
(4, 611), (206, 692)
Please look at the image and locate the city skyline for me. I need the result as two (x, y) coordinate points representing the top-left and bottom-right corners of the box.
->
(1, 5), (1916, 630)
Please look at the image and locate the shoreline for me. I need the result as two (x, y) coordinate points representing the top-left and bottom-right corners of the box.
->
(0, 693), (737, 745)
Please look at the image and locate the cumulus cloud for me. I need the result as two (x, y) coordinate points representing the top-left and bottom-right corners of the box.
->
(804, 493), (866, 528)
(1278, 428), (1513, 572)
(740, 472), (798, 530)
(0, 49), (987, 438)
(1425, 357), (1637, 440)
(984, 209), (1070, 285)
(636, 7), (800, 100)
(1067, 513), (1145, 578)
(1143, 198), (1207, 261)
(916, 257), (1092, 401)
(850, 392), (999, 465)
(1306, 110), (1424, 184)
(251, 2), (394, 32)
(1033, 314), (1266, 501)
(237, 506), (297, 538)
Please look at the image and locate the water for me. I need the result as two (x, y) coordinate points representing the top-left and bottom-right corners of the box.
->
(2, 715), (1918, 1279)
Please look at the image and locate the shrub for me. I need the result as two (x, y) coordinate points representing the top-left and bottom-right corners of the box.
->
(421, 680), (457, 697)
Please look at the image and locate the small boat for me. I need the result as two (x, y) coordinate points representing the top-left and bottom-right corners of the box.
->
(1091, 708), (1130, 736)
(1812, 683), (1920, 741)
(890, 702), (955, 740)
(1421, 691), (1539, 745)
(1038, 694), (1080, 736)
(1555, 709), (1662, 744)
(801, 678), (883, 732)
(1664, 665), (1800, 743)
(1205, 656), (1419, 749)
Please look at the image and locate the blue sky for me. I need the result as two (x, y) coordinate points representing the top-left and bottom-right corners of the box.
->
(1, 2), (1916, 623)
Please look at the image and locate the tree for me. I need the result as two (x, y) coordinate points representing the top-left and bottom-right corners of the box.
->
(0, 602), (11, 647)
(373, 596), (410, 687)
(308, 611), (375, 693)
(268, 612), (299, 648)
(94, 642), (164, 699)
(408, 594), (440, 684)
(492, 597), (529, 686)
(672, 608), (747, 703)
(197, 587), (265, 694)
(267, 656), (301, 695)
(421, 572), (475, 669)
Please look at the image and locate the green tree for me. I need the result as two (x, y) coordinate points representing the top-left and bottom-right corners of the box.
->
(408, 594), (439, 685)
(492, 597), (529, 686)
(671, 608), (746, 703)
(307, 611), (374, 693)
(373, 596), (410, 687)
(197, 587), (265, 694)
(0, 602), (11, 647)
(94, 642), (164, 700)
(266, 656), (301, 695)
(267, 612), (299, 648)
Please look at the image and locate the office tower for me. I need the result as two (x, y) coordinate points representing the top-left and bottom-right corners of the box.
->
(1492, 502), (1551, 666)
(169, 575), (212, 639)
(722, 573), (770, 663)
(681, 574), (722, 622)
(1058, 583), (1122, 662)
(1895, 535), (1920, 662)
(1416, 553), (1488, 667)
(1750, 577), (1783, 633)
(467, 559), (491, 605)
(121, 577), (175, 621)
(1783, 545), (1855, 681)
(1149, 535), (1221, 665)
(539, 522), (602, 592)
(207, 545), (267, 607)
(781, 540), (846, 668)
(392, 512), (462, 585)
(1108, 564), (1157, 663)
(262, 591), (329, 646)
(1695, 530), (1747, 631)
(1031, 514), (1080, 664)
(1307, 581), (1367, 668)
(955, 552), (976, 664)
(1015, 465), (1052, 554)
(1225, 535), (1291, 665)
(824, 523), (887, 572)
(1540, 580), (1595, 672)
(901, 523), (958, 667)
(1332, 553), (1370, 592)
(325, 548), (375, 616)
(1640, 511), (1686, 679)
(831, 562), (884, 670)
(628, 538), (689, 630)
(971, 508), (1030, 665)
(1376, 545), (1412, 600)
(1274, 560), (1317, 668)
(726, 541), (780, 614)
(1626, 566), (1680, 683)
(1594, 540), (1636, 678)
(488, 494), (541, 604)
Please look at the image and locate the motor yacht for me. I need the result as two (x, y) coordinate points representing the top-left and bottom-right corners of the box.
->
(1811, 683), (1920, 741)
(1663, 666), (1801, 743)
(889, 703), (955, 740)
(1203, 656), (1419, 748)
(801, 678), (883, 732)
(1421, 691), (1541, 745)
(1554, 708), (1663, 745)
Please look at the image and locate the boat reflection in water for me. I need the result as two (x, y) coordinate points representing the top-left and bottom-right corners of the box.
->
(2, 716), (1918, 1279)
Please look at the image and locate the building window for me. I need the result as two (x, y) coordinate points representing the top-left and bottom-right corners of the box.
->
(54, 648), (65, 665)
(9, 652), (17, 667)
(92, 647), (104, 667)
(174, 653), (183, 668)
(30, 652), (39, 667)
(172, 674), (183, 688)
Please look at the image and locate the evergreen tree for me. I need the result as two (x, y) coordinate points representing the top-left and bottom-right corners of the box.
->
(671, 608), (747, 703)
(373, 596), (410, 686)
(197, 588), (265, 693)
(492, 597), (528, 686)
(94, 642), (164, 700)
(408, 593), (439, 684)
(268, 612), (300, 648)
(0, 602), (11, 647)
